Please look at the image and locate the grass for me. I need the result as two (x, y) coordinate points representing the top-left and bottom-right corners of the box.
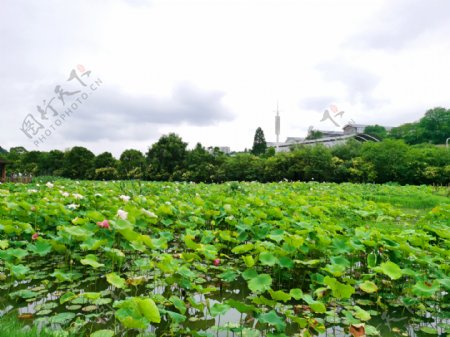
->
(363, 187), (449, 209)
(0, 313), (74, 337)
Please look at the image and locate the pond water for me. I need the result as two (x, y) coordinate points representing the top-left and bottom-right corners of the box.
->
(1, 258), (448, 337)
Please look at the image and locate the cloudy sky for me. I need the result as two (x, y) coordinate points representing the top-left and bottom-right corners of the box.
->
(1, 0), (449, 156)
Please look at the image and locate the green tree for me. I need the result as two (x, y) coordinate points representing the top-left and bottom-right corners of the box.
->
(20, 151), (47, 175)
(389, 122), (424, 144)
(62, 147), (95, 179)
(287, 145), (334, 181)
(146, 133), (187, 180)
(43, 150), (65, 176)
(220, 153), (263, 181)
(6, 147), (28, 173)
(95, 152), (117, 169)
(419, 107), (450, 144)
(183, 143), (217, 182)
(364, 125), (387, 140)
(251, 127), (267, 156)
(119, 149), (145, 179)
(94, 167), (119, 180)
(331, 139), (362, 160)
(361, 139), (409, 183)
(305, 130), (324, 140)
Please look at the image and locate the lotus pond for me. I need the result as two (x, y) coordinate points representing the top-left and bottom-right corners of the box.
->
(0, 180), (449, 337)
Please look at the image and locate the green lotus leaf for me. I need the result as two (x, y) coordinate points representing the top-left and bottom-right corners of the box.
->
(259, 252), (278, 266)
(438, 278), (450, 290)
(218, 269), (240, 282)
(330, 256), (350, 267)
(9, 264), (30, 279)
(51, 269), (83, 283)
(323, 263), (346, 277)
(419, 326), (438, 334)
(242, 255), (255, 268)
(367, 253), (377, 268)
(136, 297), (161, 323)
(289, 288), (303, 300)
(353, 305), (371, 321)
(81, 292), (102, 300)
(106, 272), (127, 289)
(169, 296), (187, 314)
(324, 276), (355, 299)
(49, 312), (76, 324)
(90, 330), (115, 337)
(412, 280), (440, 298)
(210, 303), (231, 317)
(278, 256), (294, 269)
(258, 310), (286, 332)
(0, 240), (9, 249)
(80, 238), (108, 251)
(248, 274), (272, 294)
(115, 306), (147, 329)
(225, 299), (257, 314)
(9, 289), (38, 299)
(269, 290), (291, 302)
(375, 261), (403, 280)
(114, 297), (161, 328)
(302, 295), (327, 313)
(60, 291), (78, 304)
(165, 310), (186, 323)
(359, 281), (378, 293)
(63, 226), (91, 239)
(8, 248), (28, 260)
(28, 240), (52, 256)
(80, 254), (105, 269)
(242, 268), (258, 280)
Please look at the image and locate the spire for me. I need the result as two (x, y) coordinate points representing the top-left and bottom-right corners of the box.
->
(274, 101), (280, 143)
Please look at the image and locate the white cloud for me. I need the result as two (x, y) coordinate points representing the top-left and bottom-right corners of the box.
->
(1, 0), (449, 154)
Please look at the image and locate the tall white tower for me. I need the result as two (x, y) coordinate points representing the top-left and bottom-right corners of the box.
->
(275, 102), (280, 144)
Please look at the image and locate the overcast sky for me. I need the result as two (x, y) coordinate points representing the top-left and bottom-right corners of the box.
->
(1, 0), (450, 156)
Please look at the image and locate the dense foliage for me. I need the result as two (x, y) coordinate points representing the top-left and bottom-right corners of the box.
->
(0, 181), (448, 336)
(389, 107), (450, 145)
(1, 139), (449, 185)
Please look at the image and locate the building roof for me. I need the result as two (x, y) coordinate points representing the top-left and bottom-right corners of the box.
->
(343, 123), (368, 129)
(285, 137), (304, 143)
(343, 123), (394, 131)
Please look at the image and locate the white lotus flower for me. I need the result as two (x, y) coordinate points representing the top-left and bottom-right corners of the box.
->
(72, 193), (84, 199)
(28, 189), (38, 193)
(61, 191), (70, 197)
(119, 195), (130, 202)
(67, 204), (79, 210)
(117, 209), (128, 220)
(142, 209), (158, 218)
(46, 182), (54, 188)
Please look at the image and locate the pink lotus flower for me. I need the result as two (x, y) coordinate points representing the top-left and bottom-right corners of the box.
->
(32, 233), (39, 240)
(96, 219), (110, 229)
(213, 258), (221, 266)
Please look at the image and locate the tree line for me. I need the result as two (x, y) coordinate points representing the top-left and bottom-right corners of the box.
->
(0, 107), (448, 185)
(1, 136), (449, 185)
